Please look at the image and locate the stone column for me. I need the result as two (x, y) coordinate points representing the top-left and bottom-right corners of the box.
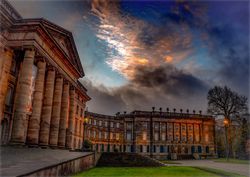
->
(26, 60), (46, 145)
(0, 48), (13, 121)
(58, 81), (69, 148)
(39, 67), (55, 146)
(10, 48), (35, 144)
(49, 74), (63, 147)
(66, 86), (75, 149)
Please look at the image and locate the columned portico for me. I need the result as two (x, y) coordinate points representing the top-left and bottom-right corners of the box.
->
(58, 82), (70, 148)
(27, 59), (46, 145)
(39, 67), (55, 146)
(0, 0), (91, 149)
(66, 86), (75, 149)
(10, 48), (35, 144)
(49, 74), (63, 147)
(0, 47), (13, 121)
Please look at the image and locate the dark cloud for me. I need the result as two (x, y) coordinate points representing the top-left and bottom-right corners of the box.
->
(82, 64), (208, 114)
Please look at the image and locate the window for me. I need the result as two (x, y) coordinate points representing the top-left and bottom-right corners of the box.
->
(76, 105), (79, 115)
(126, 145), (131, 152)
(161, 123), (166, 131)
(161, 133), (166, 141)
(181, 124), (186, 131)
(93, 131), (96, 138)
(110, 132), (113, 139)
(99, 120), (102, 126)
(142, 122), (148, 129)
(93, 120), (96, 125)
(198, 146), (202, 153)
(89, 119), (92, 124)
(154, 122), (159, 130)
(127, 122), (132, 129)
(126, 132), (131, 140)
(99, 131), (102, 139)
(105, 121), (108, 127)
(175, 135), (179, 141)
(160, 145), (164, 153)
(116, 122), (120, 128)
(142, 132), (147, 141)
(116, 133), (119, 140)
(154, 132), (159, 141)
(104, 132), (108, 139)
(168, 134), (173, 141)
(143, 145), (147, 153)
(206, 146), (209, 153)
(80, 109), (83, 117)
(110, 122), (113, 128)
(181, 136), (186, 142)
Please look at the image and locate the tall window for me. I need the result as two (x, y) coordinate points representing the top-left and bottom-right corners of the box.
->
(126, 132), (131, 140)
(104, 132), (108, 139)
(142, 132), (147, 141)
(154, 132), (159, 141)
(116, 133), (119, 140)
(110, 122), (113, 128)
(161, 133), (166, 141)
(99, 120), (102, 126)
(116, 122), (120, 128)
(99, 131), (102, 139)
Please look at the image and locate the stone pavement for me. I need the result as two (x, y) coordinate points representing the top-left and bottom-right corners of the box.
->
(169, 160), (250, 176)
(0, 146), (92, 177)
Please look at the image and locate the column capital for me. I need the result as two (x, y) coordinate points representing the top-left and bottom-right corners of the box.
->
(35, 56), (46, 64)
(55, 73), (64, 79)
(47, 65), (56, 71)
(70, 85), (75, 91)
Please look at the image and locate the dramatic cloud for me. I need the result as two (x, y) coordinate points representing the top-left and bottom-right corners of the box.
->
(84, 0), (249, 114)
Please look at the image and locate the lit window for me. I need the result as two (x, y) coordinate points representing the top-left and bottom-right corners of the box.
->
(142, 132), (147, 141)
(161, 133), (166, 141)
(116, 133), (119, 140)
(110, 132), (113, 139)
(154, 132), (159, 141)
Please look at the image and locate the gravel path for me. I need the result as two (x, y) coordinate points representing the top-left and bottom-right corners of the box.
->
(168, 160), (249, 176)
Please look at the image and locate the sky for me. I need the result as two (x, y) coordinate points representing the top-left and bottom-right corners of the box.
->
(10, 0), (249, 115)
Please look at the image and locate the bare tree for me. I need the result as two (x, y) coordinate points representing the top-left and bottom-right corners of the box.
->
(207, 86), (248, 160)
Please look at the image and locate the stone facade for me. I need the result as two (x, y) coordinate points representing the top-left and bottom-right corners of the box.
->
(0, 0), (90, 149)
(85, 110), (216, 159)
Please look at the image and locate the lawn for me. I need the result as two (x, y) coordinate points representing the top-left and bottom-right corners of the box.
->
(213, 158), (249, 164)
(73, 166), (226, 177)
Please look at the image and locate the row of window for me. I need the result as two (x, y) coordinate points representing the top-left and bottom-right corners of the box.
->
(126, 131), (200, 142)
(88, 130), (120, 140)
(88, 119), (120, 128)
(93, 144), (210, 154)
(126, 122), (201, 132)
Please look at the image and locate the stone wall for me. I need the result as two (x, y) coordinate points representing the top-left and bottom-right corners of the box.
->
(19, 153), (95, 177)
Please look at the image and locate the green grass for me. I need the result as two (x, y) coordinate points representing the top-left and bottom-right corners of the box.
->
(73, 166), (222, 177)
(213, 158), (249, 164)
(194, 167), (246, 177)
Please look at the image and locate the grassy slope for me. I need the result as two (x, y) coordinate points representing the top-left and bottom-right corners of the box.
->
(74, 167), (220, 177)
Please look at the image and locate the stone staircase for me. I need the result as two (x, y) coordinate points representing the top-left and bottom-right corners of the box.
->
(97, 153), (165, 167)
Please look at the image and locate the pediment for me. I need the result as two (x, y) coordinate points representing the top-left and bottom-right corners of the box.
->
(40, 20), (84, 77)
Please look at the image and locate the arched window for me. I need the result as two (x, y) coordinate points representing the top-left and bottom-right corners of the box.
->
(198, 146), (202, 153)
(191, 146), (195, 153)
(206, 146), (209, 153)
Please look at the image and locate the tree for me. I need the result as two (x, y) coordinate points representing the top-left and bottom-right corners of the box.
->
(207, 86), (248, 160)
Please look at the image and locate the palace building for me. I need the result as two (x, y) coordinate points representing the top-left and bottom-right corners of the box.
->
(0, 0), (90, 149)
(85, 110), (216, 159)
